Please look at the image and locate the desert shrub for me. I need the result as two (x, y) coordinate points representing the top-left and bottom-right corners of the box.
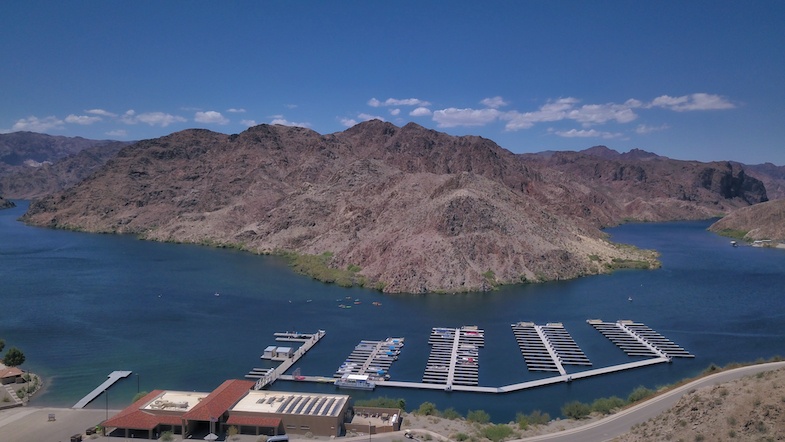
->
(561, 401), (591, 419)
(441, 407), (461, 420)
(161, 431), (174, 441)
(454, 433), (470, 441)
(466, 409), (490, 424)
(591, 396), (626, 414)
(481, 424), (513, 442)
(628, 386), (655, 403)
(417, 401), (438, 416)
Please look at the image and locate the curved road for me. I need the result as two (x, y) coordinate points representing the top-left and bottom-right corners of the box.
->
(516, 361), (785, 442)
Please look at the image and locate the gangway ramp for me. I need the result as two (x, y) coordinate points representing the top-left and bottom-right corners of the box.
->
(73, 371), (132, 409)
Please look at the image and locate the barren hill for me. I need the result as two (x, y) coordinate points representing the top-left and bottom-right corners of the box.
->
(709, 198), (785, 241)
(20, 123), (766, 293)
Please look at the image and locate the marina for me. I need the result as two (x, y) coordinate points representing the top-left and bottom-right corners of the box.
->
(588, 319), (694, 359)
(258, 320), (690, 395)
(72, 371), (132, 409)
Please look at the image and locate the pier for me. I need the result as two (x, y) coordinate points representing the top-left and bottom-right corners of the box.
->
(72, 371), (132, 409)
(251, 330), (326, 390)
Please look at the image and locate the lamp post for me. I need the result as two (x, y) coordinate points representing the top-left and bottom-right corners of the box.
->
(136, 373), (140, 393)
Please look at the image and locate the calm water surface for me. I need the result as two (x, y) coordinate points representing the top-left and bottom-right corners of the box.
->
(1, 201), (783, 421)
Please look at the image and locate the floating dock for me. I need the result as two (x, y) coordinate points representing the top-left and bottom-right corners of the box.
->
(334, 338), (405, 381)
(251, 330), (326, 389)
(422, 326), (484, 389)
(588, 319), (694, 359)
(72, 371), (132, 409)
(511, 322), (591, 375)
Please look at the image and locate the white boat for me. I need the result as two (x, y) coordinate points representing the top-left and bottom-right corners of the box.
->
(334, 374), (376, 390)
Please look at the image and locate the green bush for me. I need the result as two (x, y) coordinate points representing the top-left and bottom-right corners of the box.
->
(161, 431), (174, 441)
(481, 424), (513, 442)
(628, 386), (655, 403)
(441, 407), (462, 420)
(416, 401), (438, 416)
(561, 401), (591, 419)
(454, 433), (470, 441)
(591, 396), (626, 415)
(132, 391), (149, 403)
(466, 409), (490, 424)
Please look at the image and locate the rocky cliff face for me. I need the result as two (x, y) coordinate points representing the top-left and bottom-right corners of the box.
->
(22, 122), (660, 293)
(0, 196), (14, 209)
(522, 147), (768, 225)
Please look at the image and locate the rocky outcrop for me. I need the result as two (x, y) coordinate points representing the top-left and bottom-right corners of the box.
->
(0, 196), (14, 209)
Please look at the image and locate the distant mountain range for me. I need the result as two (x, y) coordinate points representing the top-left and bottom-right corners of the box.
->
(3, 124), (783, 292)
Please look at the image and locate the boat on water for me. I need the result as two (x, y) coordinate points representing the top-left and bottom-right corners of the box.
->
(334, 374), (376, 391)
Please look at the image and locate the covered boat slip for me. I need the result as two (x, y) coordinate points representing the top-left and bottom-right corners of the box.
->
(334, 337), (404, 381)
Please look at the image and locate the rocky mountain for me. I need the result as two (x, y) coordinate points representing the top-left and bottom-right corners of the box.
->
(18, 124), (770, 293)
(708, 198), (785, 241)
(522, 146), (768, 225)
(0, 141), (128, 199)
(22, 122), (662, 293)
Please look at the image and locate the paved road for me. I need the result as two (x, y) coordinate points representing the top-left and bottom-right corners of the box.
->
(514, 361), (785, 442)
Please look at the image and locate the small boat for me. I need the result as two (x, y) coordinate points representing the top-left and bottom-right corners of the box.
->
(628, 296), (633, 302)
(731, 240), (738, 247)
(214, 292), (220, 297)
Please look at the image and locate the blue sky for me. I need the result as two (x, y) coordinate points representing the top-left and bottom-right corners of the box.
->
(2, 1), (783, 165)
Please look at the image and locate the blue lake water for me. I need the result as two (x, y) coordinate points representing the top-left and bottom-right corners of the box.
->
(1, 200), (784, 422)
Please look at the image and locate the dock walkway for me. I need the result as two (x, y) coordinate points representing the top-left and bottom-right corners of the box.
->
(72, 371), (132, 409)
(253, 330), (325, 390)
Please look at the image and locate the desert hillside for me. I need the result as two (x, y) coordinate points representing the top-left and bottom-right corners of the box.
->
(709, 198), (785, 241)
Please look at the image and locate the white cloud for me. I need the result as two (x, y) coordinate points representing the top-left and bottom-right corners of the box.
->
(12, 116), (65, 132)
(65, 114), (102, 125)
(635, 123), (670, 134)
(567, 101), (639, 126)
(240, 119), (257, 127)
(650, 93), (735, 111)
(86, 109), (117, 117)
(410, 107), (432, 117)
(358, 113), (384, 121)
(120, 110), (187, 127)
(106, 129), (128, 137)
(480, 96), (508, 108)
(194, 111), (229, 125)
(390, 108), (401, 116)
(285, 104), (298, 109)
(502, 98), (578, 130)
(270, 117), (311, 128)
(226, 108), (246, 113)
(553, 128), (622, 139)
(368, 97), (431, 107)
(340, 118), (358, 127)
(432, 108), (501, 128)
